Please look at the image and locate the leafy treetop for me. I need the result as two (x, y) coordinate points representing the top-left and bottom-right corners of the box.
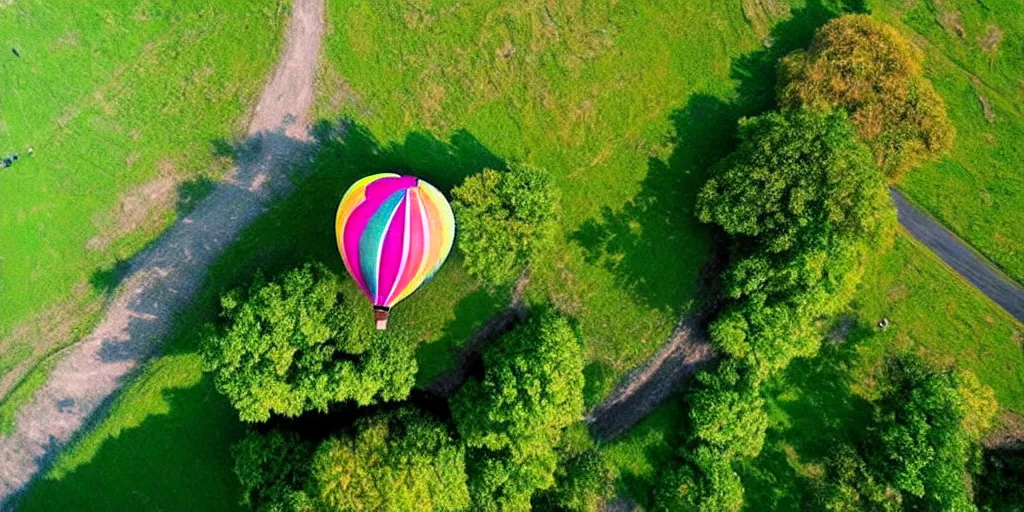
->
(310, 409), (471, 512)
(777, 14), (955, 179)
(202, 262), (416, 422)
(452, 164), (559, 288)
(452, 308), (586, 511)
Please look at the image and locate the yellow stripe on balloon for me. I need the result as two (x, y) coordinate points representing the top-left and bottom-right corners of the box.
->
(419, 181), (455, 271)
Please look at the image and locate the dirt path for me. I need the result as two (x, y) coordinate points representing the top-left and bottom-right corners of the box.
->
(891, 188), (1024, 323)
(425, 275), (529, 398)
(586, 311), (717, 441)
(0, 0), (324, 505)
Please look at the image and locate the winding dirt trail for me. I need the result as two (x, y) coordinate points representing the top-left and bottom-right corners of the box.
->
(0, 0), (325, 505)
(586, 310), (716, 441)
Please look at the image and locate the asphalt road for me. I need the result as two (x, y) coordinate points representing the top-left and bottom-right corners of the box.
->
(891, 187), (1024, 323)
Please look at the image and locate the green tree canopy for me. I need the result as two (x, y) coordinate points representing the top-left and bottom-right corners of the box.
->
(688, 361), (768, 461)
(202, 263), (416, 422)
(309, 409), (471, 512)
(698, 109), (895, 376)
(534, 423), (613, 512)
(232, 429), (315, 512)
(777, 14), (955, 178)
(452, 308), (586, 511)
(697, 108), (892, 258)
(871, 355), (997, 512)
(451, 164), (559, 288)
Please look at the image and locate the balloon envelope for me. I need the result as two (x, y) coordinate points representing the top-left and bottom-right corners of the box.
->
(335, 174), (455, 312)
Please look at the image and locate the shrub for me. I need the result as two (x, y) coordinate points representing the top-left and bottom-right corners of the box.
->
(309, 409), (471, 512)
(202, 262), (416, 422)
(452, 164), (559, 288)
(777, 14), (955, 178)
(452, 308), (586, 511)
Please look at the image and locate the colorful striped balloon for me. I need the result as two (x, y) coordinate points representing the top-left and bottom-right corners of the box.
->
(335, 173), (455, 329)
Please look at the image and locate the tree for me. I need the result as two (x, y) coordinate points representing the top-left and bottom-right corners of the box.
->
(541, 449), (613, 512)
(778, 14), (955, 178)
(697, 108), (893, 258)
(452, 308), (586, 511)
(451, 164), (559, 288)
(697, 109), (895, 376)
(232, 429), (314, 512)
(688, 361), (768, 460)
(309, 409), (471, 512)
(654, 362), (765, 512)
(202, 263), (416, 422)
(811, 444), (901, 512)
(870, 355), (996, 512)
(534, 424), (613, 512)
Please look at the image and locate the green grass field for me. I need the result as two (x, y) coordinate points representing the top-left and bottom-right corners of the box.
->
(870, 0), (1024, 284)
(11, 0), (1024, 510)
(0, 0), (287, 428)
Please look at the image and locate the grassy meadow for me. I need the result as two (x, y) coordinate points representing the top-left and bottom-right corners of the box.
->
(870, 0), (1024, 284)
(11, 0), (1024, 510)
(0, 0), (287, 429)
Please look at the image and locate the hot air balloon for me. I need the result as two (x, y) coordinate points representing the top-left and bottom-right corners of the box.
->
(335, 173), (455, 329)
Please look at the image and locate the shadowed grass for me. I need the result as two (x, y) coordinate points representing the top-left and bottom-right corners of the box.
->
(739, 232), (1024, 509)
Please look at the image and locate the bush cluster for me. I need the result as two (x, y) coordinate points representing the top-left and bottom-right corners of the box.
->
(201, 263), (417, 422)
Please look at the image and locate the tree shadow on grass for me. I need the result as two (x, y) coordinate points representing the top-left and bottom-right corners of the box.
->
(740, 319), (876, 510)
(568, 0), (869, 315)
(16, 374), (247, 512)
(571, 94), (741, 316)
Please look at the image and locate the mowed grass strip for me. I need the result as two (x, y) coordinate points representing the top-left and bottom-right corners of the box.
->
(0, 0), (287, 382)
(870, 0), (1024, 284)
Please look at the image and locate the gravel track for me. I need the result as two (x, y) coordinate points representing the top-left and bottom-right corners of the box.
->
(0, 1), (324, 506)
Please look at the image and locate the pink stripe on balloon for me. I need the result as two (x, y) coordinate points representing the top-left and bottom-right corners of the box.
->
(375, 194), (408, 305)
(343, 176), (417, 298)
(387, 189), (426, 305)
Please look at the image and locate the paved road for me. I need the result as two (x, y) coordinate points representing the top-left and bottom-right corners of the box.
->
(0, 0), (325, 506)
(891, 188), (1024, 323)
